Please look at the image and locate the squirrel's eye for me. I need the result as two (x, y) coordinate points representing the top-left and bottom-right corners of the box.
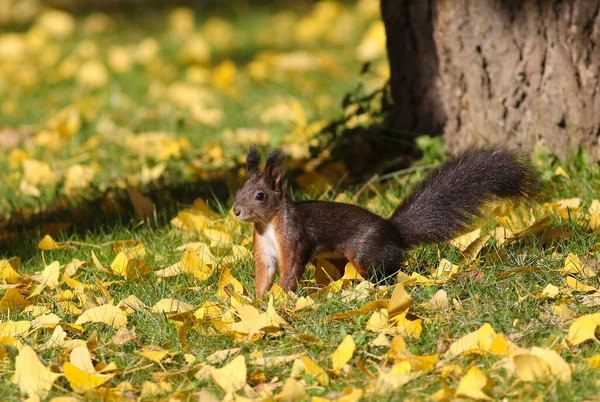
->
(255, 192), (265, 201)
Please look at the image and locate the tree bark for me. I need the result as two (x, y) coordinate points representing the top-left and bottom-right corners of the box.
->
(382, 0), (600, 160)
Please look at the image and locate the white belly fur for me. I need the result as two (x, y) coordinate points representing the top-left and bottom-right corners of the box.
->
(259, 223), (280, 278)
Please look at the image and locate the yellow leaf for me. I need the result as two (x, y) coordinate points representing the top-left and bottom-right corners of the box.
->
(331, 335), (355, 372)
(275, 377), (306, 401)
(38, 261), (61, 287)
(12, 345), (61, 399)
(178, 34), (211, 64)
(206, 348), (242, 365)
(446, 323), (505, 358)
(76, 60), (109, 88)
(565, 276), (596, 292)
(168, 7), (195, 36)
(181, 247), (215, 281)
(294, 296), (315, 312)
(45, 105), (80, 140)
(124, 132), (185, 161)
(110, 252), (150, 281)
(455, 366), (492, 401)
(75, 305), (127, 329)
(585, 354), (600, 368)
(139, 349), (169, 364)
(366, 309), (389, 333)
(566, 313), (600, 346)
(108, 46), (132, 73)
(64, 362), (114, 392)
(23, 159), (57, 188)
(512, 347), (571, 383)
(64, 164), (96, 195)
(210, 355), (246, 393)
(212, 60), (237, 93)
(0, 257), (21, 283)
(315, 258), (342, 286)
(388, 284), (413, 318)
(37, 9), (75, 39)
(38, 234), (65, 250)
(116, 295), (148, 314)
(422, 289), (449, 311)
(372, 370), (418, 395)
(370, 333), (391, 348)
(435, 258), (459, 278)
(589, 199), (600, 230)
(203, 228), (233, 249)
(217, 268), (247, 299)
(0, 319), (31, 337)
(341, 262), (365, 281)
(0, 288), (32, 311)
(542, 284), (560, 298)
(151, 298), (194, 314)
(449, 228), (481, 251)
(559, 253), (596, 278)
(299, 356), (329, 386)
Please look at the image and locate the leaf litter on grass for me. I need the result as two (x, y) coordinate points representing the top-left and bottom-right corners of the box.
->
(2, 190), (600, 399)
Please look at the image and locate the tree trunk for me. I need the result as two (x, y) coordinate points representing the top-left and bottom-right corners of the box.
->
(382, 0), (600, 160)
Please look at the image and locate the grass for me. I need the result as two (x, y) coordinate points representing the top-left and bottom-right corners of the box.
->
(2, 149), (600, 400)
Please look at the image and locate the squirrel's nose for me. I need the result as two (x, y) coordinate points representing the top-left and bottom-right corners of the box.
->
(233, 206), (241, 216)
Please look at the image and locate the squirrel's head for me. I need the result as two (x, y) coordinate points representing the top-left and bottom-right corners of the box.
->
(233, 146), (286, 223)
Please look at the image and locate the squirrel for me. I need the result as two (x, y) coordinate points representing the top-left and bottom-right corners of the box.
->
(233, 145), (541, 297)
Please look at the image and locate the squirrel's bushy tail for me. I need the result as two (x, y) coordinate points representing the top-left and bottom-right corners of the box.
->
(389, 146), (541, 247)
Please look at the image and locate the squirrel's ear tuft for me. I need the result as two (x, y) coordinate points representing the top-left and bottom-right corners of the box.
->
(265, 148), (286, 191)
(246, 146), (260, 175)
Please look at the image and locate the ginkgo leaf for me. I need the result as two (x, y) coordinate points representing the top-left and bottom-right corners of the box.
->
(12, 345), (61, 399)
(151, 298), (195, 314)
(0, 289), (32, 311)
(299, 356), (329, 386)
(275, 377), (306, 400)
(64, 362), (115, 392)
(75, 305), (128, 329)
(331, 335), (355, 372)
(565, 276), (596, 292)
(566, 313), (600, 346)
(388, 284), (413, 318)
(512, 347), (571, 383)
(455, 365), (492, 401)
(0, 319), (31, 338)
(181, 248), (215, 281)
(203, 228), (233, 249)
(341, 262), (365, 281)
(422, 289), (449, 311)
(38, 235), (66, 250)
(434, 258), (459, 278)
(0, 257), (21, 283)
(210, 355), (247, 393)
(542, 283), (560, 298)
(110, 251), (150, 281)
(138, 348), (170, 364)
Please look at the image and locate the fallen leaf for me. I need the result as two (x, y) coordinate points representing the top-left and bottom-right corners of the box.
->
(566, 313), (600, 346)
(275, 377), (306, 401)
(422, 289), (449, 311)
(210, 355), (246, 393)
(75, 305), (128, 329)
(12, 345), (61, 399)
(331, 335), (355, 372)
(455, 365), (492, 401)
(151, 298), (195, 314)
(388, 284), (412, 318)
